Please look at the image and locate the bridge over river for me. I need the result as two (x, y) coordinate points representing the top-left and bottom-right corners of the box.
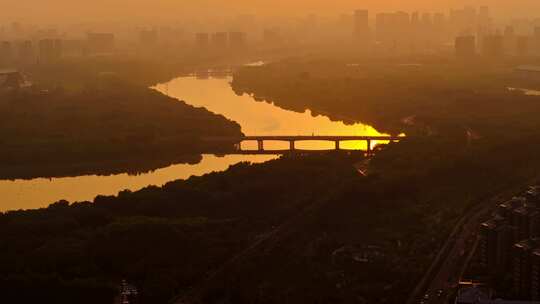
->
(204, 135), (404, 155)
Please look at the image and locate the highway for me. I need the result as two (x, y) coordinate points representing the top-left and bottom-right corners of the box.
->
(420, 204), (490, 304)
(407, 185), (531, 304)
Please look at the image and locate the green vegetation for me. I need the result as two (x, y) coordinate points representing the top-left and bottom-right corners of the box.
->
(6, 56), (540, 303)
(0, 80), (241, 179)
(3, 132), (540, 303)
(232, 57), (540, 135)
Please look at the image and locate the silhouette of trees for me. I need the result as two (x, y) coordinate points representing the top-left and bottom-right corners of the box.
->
(0, 80), (241, 179)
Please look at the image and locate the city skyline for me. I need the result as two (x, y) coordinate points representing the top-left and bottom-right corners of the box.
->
(4, 0), (540, 24)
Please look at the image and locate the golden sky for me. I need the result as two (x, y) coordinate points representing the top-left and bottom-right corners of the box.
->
(4, 0), (540, 23)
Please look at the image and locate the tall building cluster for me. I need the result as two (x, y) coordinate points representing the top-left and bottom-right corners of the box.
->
(479, 186), (540, 300)
(0, 24), (117, 67)
(194, 31), (247, 49)
(455, 25), (540, 58)
(349, 6), (492, 52)
(346, 6), (540, 58)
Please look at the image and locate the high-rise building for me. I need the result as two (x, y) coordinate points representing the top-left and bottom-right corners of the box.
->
(263, 28), (281, 45)
(511, 206), (540, 241)
(354, 9), (370, 43)
(0, 41), (13, 64)
(62, 40), (84, 57)
(211, 32), (228, 48)
(195, 33), (209, 48)
(478, 6), (491, 29)
(18, 40), (34, 63)
(38, 39), (62, 63)
(480, 189), (540, 300)
(375, 11), (410, 47)
(531, 249), (540, 301)
(139, 29), (158, 46)
(516, 36), (531, 56)
(513, 239), (540, 300)
(411, 12), (420, 27)
(479, 218), (513, 274)
(86, 33), (115, 54)
(450, 6), (477, 35)
(455, 35), (476, 57)
(482, 35), (504, 57)
(533, 249), (540, 301)
(228, 32), (247, 48)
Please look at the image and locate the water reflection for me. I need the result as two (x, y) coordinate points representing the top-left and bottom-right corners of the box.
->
(508, 87), (540, 96)
(154, 76), (389, 150)
(2, 75), (391, 211)
(0, 155), (275, 211)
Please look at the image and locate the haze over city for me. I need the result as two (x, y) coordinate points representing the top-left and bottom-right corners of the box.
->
(4, 0), (540, 23)
(4, 1), (540, 304)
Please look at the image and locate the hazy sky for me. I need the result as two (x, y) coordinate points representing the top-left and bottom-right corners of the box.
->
(4, 0), (540, 24)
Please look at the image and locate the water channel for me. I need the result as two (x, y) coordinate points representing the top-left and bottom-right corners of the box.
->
(0, 74), (388, 211)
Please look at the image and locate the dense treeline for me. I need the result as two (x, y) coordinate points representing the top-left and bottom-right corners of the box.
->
(0, 155), (363, 303)
(4, 127), (540, 303)
(231, 57), (540, 136)
(0, 80), (241, 179)
(7, 56), (540, 303)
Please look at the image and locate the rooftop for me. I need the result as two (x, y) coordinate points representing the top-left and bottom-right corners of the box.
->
(0, 69), (19, 75)
(516, 65), (540, 73)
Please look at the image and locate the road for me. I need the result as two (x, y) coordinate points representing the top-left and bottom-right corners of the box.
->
(408, 184), (531, 304)
(420, 205), (490, 304)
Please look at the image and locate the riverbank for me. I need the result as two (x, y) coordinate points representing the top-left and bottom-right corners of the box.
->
(0, 79), (242, 180)
(231, 57), (540, 136)
(0, 153), (203, 180)
(5, 130), (540, 304)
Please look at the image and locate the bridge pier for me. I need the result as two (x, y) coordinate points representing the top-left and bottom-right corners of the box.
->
(204, 135), (402, 155)
(289, 140), (296, 151)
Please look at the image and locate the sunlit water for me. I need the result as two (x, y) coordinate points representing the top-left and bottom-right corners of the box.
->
(0, 75), (388, 211)
(154, 76), (389, 151)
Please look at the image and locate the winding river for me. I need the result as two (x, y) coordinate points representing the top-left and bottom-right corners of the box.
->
(0, 74), (387, 211)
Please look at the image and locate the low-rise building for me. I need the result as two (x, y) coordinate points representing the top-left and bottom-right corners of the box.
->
(0, 70), (28, 90)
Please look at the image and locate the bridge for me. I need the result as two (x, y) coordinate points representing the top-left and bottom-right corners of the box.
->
(204, 135), (404, 155)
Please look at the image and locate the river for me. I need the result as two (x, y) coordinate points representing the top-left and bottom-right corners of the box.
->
(0, 75), (387, 212)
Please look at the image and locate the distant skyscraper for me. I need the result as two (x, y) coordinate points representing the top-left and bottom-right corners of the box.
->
(38, 39), (62, 63)
(18, 40), (34, 63)
(86, 33), (115, 54)
(195, 33), (209, 48)
(535, 27), (540, 40)
(411, 11), (420, 27)
(263, 28), (281, 45)
(211, 32), (228, 48)
(354, 9), (370, 42)
(513, 239), (540, 300)
(478, 6), (491, 28)
(517, 36), (531, 56)
(482, 35), (504, 57)
(0, 41), (13, 64)
(228, 32), (247, 48)
(375, 11), (411, 49)
(450, 6), (477, 35)
(533, 249), (540, 301)
(139, 29), (158, 46)
(455, 35), (476, 58)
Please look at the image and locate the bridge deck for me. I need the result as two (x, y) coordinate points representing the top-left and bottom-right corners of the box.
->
(204, 135), (403, 142)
